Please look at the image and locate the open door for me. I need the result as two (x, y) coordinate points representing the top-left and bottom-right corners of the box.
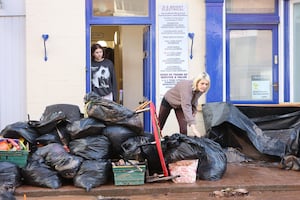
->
(143, 26), (151, 132)
(86, 0), (156, 133)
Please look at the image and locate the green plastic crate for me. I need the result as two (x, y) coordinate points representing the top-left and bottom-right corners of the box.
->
(112, 164), (146, 186)
(0, 150), (29, 168)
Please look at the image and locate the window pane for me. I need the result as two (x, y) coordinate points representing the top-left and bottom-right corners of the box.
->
(226, 0), (275, 14)
(93, 0), (148, 17)
(229, 30), (273, 101)
(293, 3), (300, 101)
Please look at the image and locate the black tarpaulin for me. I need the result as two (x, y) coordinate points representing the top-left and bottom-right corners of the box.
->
(202, 102), (300, 158)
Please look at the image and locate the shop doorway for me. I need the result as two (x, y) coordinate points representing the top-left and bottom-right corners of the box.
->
(89, 25), (152, 129)
(86, 0), (155, 131)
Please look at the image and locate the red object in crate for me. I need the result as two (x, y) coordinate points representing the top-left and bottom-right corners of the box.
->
(0, 140), (10, 150)
(0, 138), (29, 168)
(0, 138), (24, 151)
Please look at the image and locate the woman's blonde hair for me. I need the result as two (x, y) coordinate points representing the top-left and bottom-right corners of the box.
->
(192, 72), (210, 91)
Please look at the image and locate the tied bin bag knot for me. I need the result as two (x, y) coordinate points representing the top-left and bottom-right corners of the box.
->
(84, 92), (143, 134)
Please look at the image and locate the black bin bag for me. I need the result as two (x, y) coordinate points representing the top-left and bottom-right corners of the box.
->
(0, 121), (39, 144)
(102, 125), (140, 159)
(22, 160), (62, 189)
(30, 143), (83, 179)
(0, 162), (22, 193)
(69, 135), (112, 160)
(67, 117), (106, 140)
(73, 159), (111, 192)
(163, 133), (227, 181)
(121, 133), (163, 174)
(193, 137), (227, 181)
(163, 133), (206, 164)
(84, 92), (143, 134)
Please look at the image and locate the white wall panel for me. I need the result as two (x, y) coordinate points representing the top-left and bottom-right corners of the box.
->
(26, 0), (86, 120)
(0, 15), (26, 131)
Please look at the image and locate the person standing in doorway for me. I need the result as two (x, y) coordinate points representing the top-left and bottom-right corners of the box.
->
(91, 43), (117, 101)
(158, 72), (210, 136)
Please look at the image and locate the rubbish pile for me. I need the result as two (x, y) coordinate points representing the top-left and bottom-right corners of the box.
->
(0, 92), (227, 199)
(2, 96), (300, 199)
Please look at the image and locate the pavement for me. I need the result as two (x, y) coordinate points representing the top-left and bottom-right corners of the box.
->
(14, 162), (300, 199)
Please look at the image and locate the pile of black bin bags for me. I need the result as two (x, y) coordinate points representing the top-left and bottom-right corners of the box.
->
(0, 92), (227, 196)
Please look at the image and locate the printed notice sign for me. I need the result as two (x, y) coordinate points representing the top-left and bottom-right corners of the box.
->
(158, 3), (189, 98)
(251, 75), (271, 100)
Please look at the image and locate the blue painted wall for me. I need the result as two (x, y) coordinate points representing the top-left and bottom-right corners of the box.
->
(205, 0), (224, 102)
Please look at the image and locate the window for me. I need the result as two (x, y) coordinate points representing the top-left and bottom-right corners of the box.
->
(291, 2), (300, 101)
(229, 30), (273, 101)
(226, 0), (275, 14)
(92, 0), (148, 17)
(226, 0), (279, 103)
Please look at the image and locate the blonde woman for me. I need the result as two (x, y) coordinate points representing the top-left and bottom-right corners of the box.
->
(158, 72), (210, 136)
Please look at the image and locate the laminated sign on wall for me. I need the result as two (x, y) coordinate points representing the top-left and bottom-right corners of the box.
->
(158, 3), (189, 98)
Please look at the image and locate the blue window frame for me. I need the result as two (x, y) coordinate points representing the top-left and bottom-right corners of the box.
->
(205, 0), (281, 104)
(226, 24), (279, 104)
(226, 0), (279, 104)
(283, 1), (290, 102)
